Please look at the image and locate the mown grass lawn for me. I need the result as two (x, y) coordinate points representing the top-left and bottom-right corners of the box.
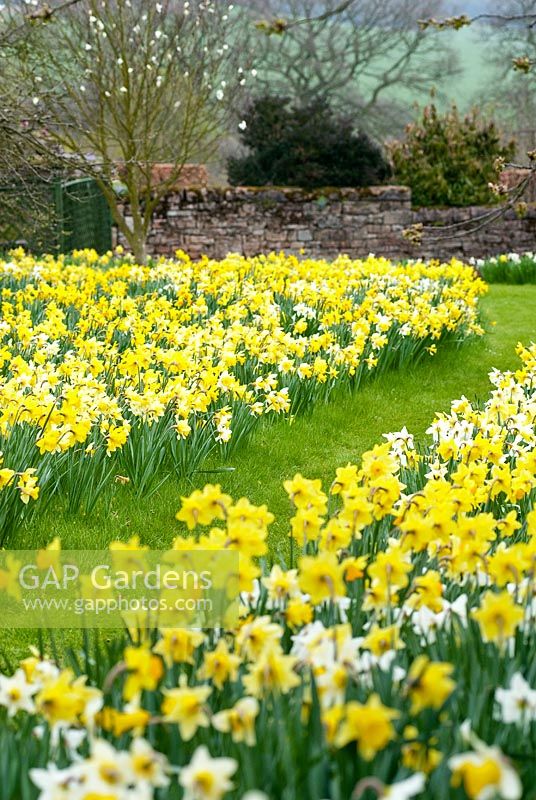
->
(2, 283), (535, 662)
(13, 283), (536, 550)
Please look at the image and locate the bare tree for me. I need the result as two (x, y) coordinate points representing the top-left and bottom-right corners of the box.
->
(6, 0), (251, 263)
(403, 2), (536, 246)
(235, 0), (458, 138)
(475, 1), (536, 159)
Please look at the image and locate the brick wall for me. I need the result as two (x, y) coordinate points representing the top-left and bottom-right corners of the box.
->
(117, 185), (536, 260)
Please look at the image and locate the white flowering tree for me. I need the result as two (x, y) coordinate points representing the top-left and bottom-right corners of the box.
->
(9, 0), (251, 263)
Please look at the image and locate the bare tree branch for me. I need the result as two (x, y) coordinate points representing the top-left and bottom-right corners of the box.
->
(419, 9), (536, 32)
(283, 0), (357, 28)
(404, 170), (535, 247)
(26, 0), (84, 21)
(253, 0), (359, 34)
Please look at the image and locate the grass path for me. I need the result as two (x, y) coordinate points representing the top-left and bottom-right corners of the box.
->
(217, 284), (536, 548)
(1, 284), (535, 662)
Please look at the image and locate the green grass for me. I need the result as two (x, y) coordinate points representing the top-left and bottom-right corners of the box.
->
(1, 283), (535, 662)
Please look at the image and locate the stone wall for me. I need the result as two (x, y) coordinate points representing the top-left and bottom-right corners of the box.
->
(117, 185), (536, 260)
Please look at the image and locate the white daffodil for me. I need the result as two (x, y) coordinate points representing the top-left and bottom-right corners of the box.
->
(439, 593), (468, 626)
(30, 763), (85, 800)
(495, 672), (536, 727)
(128, 737), (170, 789)
(409, 604), (441, 642)
(382, 773), (426, 799)
(353, 774), (425, 800)
(180, 745), (237, 800)
(448, 722), (522, 800)
(85, 738), (132, 789)
(0, 669), (37, 716)
(241, 793), (269, 800)
(32, 722), (85, 751)
(424, 460), (448, 480)
(314, 661), (348, 708)
(290, 620), (326, 661)
(383, 426), (415, 450)
(48, 725), (86, 755)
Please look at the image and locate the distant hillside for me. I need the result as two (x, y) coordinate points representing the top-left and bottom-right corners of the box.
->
(359, 26), (498, 118)
(457, 1), (493, 13)
(447, 0), (495, 13)
(439, 26), (493, 107)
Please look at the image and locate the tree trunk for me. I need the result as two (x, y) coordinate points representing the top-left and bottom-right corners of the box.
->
(95, 181), (150, 266)
(125, 199), (149, 265)
(130, 235), (148, 266)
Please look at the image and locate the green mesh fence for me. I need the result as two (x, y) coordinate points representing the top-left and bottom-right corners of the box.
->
(0, 177), (112, 255)
(59, 178), (112, 254)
